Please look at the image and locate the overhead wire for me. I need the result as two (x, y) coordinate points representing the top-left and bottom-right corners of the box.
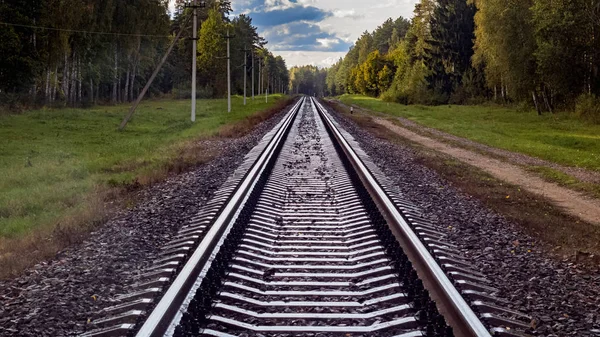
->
(0, 21), (173, 38)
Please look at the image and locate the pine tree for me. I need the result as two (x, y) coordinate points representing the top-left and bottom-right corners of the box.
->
(426, 0), (478, 100)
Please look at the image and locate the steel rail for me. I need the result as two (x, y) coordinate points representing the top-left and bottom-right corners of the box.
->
(311, 97), (491, 337)
(134, 97), (304, 337)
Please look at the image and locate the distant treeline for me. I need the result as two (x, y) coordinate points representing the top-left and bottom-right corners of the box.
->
(299, 0), (600, 119)
(0, 0), (289, 110)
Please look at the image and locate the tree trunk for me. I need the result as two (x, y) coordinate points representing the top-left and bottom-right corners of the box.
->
(45, 69), (51, 103)
(33, 19), (37, 48)
(124, 61), (131, 102)
(63, 52), (70, 102)
(542, 88), (553, 114)
(70, 52), (77, 105)
(131, 61), (138, 102)
(52, 66), (58, 103)
(130, 38), (141, 101)
(89, 78), (94, 104)
(77, 57), (82, 103)
(117, 74), (122, 103)
(95, 81), (99, 105)
(31, 83), (37, 103)
(112, 45), (118, 104)
(532, 91), (541, 115)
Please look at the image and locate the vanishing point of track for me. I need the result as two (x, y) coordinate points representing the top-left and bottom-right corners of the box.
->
(83, 97), (531, 337)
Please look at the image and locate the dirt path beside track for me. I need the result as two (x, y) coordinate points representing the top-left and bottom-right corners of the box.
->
(374, 117), (600, 226)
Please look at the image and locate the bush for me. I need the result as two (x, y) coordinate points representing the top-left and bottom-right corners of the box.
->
(381, 87), (407, 104)
(575, 94), (600, 124)
(516, 100), (534, 113)
(172, 84), (214, 99)
(0, 92), (34, 114)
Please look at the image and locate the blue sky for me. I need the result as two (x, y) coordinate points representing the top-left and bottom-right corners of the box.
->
(171, 0), (420, 67)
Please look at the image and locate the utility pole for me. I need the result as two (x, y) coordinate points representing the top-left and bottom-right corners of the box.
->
(258, 59), (262, 96)
(243, 46), (248, 106)
(191, 0), (198, 122)
(251, 49), (255, 101)
(223, 29), (234, 113)
(186, 1), (205, 122)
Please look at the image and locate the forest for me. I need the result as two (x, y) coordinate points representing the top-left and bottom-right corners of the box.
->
(293, 0), (600, 120)
(0, 0), (289, 110)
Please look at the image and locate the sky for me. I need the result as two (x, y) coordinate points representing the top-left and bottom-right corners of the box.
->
(170, 0), (420, 68)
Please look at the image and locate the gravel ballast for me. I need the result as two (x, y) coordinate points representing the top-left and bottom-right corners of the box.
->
(0, 104), (294, 337)
(323, 104), (600, 337)
(1, 99), (598, 337)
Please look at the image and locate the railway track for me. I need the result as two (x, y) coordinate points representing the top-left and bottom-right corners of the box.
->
(84, 97), (531, 337)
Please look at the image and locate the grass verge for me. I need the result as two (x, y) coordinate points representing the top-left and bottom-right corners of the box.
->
(325, 100), (600, 263)
(338, 94), (600, 172)
(526, 166), (600, 200)
(0, 95), (292, 278)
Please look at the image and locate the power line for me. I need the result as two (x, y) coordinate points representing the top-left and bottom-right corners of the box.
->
(0, 21), (173, 38)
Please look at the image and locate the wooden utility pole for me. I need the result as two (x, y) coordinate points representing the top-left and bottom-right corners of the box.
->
(225, 29), (233, 112)
(191, 0), (198, 122)
(119, 16), (191, 130)
(243, 46), (249, 105)
(251, 50), (255, 100)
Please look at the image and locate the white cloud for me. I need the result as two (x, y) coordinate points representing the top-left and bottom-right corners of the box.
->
(233, 0), (421, 67)
(316, 38), (340, 48)
(332, 9), (363, 19)
(315, 0), (419, 45)
(273, 51), (346, 68)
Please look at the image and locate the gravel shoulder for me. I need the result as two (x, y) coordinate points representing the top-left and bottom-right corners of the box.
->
(0, 104), (293, 337)
(323, 101), (600, 337)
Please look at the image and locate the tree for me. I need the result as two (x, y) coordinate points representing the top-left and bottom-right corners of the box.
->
(389, 17), (411, 49)
(198, 6), (228, 96)
(289, 65), (325, 96)
(426, 0), (479, 101)
(532, 0), (600, 106)
(470, 0), (537, 103)
(356, 32), (374, 65)
(356, 50), (388, 97)
(373, 18), (395, 55)
(378, 64), (394, 93)
(230, 14), (261, 95)
(0, 0), (280, 108)
(0, 0), (42, 94)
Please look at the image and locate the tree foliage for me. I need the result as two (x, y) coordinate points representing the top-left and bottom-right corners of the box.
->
(289, 66), (326, 96)
(316, 0), (600, 117)
(0, 0), (288, 109)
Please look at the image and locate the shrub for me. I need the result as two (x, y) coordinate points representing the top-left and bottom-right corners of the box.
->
(575, 94), (600, 124)
(516, 100), (534, 113)
(172, 84), (214, 99)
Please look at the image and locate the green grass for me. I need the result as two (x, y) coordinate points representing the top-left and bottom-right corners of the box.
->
(339, 94), (600, 172)
(0, 95), (286, 238)
(527, 166), (600, 199)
